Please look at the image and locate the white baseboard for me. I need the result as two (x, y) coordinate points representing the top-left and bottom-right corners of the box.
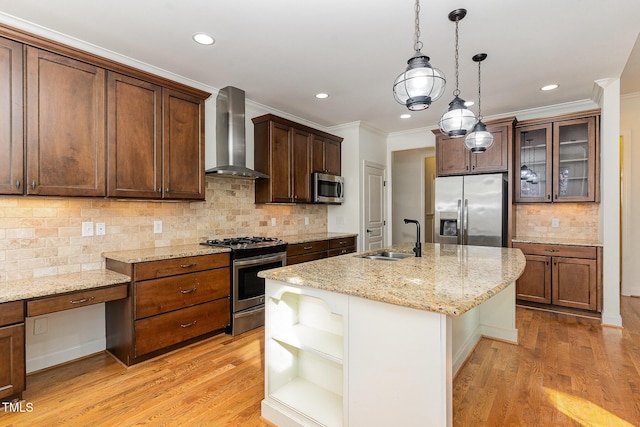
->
(26, 338), (106, 373)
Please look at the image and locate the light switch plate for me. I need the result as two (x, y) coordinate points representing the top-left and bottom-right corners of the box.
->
(551, 218), (560, 228)
(82, 221), (94, 236)
(271, 218), (276, 227)
(154, 220), (163, 234)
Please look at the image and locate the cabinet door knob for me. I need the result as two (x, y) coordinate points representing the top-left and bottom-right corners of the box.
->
(31, 180), (36, 189)
(15, 179), (20, 189)
(157, 188), (162, 193)
(166, 188), (170, 193)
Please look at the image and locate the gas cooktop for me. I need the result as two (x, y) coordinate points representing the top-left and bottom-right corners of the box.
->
(201, 236), (287, 257)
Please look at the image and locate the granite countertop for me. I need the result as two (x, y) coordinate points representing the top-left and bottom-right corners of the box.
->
(259, 242), (526, 316)
(0, 270), (131, 304)
(282, 232), (358, 245)
(512, 236), (603, 247)
(102, 244), (231, 263)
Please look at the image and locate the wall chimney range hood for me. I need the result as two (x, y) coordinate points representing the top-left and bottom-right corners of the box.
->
(205, 86), (269, 179)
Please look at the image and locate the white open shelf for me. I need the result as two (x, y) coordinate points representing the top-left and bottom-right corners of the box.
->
(273, 323), (343, 364)
(272, 377), (343, 427)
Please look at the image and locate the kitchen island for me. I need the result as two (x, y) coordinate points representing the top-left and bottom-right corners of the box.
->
(258, 242), (526, 427)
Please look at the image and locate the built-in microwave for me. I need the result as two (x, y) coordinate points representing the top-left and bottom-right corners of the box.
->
(312, 172), (344, 204)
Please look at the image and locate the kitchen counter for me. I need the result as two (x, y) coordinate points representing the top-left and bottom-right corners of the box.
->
(512, 236), (602, 247)
(0, 270), (130, 303)
(259, 242), (526, 316)
(261, 242), (525, 427)
(281, 232), (358, 245)
(102, 244), (230, 263)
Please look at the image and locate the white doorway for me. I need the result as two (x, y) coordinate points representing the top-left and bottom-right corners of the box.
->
(363, 161), (385, 250)
(391, 148), (435, 244)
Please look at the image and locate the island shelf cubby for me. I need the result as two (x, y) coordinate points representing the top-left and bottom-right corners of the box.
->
(265, 286), (347, 427)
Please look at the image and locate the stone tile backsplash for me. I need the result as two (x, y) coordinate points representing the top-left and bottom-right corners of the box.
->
(515, 203), (599, 241)
(0, 176), (327, 281)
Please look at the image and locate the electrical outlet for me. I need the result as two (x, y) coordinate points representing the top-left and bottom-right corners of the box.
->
(551, 218), (560, 228)
(34, 317), (48, 335)
(271, 218), (276, 227)
(154, 220), (163, 234)
(96, 222), (106, 235)
(82, 221), (94, 237)
(304, 217), (309, 225)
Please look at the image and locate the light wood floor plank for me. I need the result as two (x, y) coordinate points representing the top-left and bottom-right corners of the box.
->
(2, 298), (640, 426)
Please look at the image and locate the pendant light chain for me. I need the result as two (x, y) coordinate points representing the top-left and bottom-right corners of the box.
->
(476, 59), (482, 121)
(413, 0), (423, 52)
(453, 16), (460, 97)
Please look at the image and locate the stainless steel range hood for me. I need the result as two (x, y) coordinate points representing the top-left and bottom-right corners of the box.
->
(205, 86), (269, 179)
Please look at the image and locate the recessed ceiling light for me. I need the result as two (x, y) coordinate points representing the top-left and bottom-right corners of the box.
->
(400, 114), (411, 119)
(315, 93), (329, 99)
(541, 84), (559, 91)
(193, 33), (215, 45)
(464, 100), (474, 107)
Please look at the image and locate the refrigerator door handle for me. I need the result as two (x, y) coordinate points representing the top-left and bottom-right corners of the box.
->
(457, 199), (462, 245)
(464, 199), (469, 246)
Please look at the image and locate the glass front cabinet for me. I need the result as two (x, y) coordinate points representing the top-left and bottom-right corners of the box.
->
(515, 113), (599, 203)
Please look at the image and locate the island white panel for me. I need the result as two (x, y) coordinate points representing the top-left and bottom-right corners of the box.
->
(479, 282), (518, 343)
(348, 295), (452, 427)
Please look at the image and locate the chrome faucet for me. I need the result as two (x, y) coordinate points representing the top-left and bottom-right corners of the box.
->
(403, 219), (421, 257)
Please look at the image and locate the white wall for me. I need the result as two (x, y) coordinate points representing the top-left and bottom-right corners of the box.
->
(329, 123), (387, 251)
(621, 93), (640, 296)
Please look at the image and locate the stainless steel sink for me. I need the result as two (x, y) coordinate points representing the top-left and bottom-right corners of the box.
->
(360, 251), (413, 261)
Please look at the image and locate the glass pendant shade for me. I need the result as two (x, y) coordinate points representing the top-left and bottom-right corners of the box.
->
(464, 120), (494, 152)
(439, 96), (476, 137)
(520, 165), (532, 180)
(393, 52), (446, 111)
(530, 172), (540, 184)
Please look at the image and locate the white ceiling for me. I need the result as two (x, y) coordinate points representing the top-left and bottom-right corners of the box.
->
(0, 0), (638, 134)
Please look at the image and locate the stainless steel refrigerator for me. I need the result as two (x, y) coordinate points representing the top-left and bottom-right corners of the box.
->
(434, 173), (507, 247)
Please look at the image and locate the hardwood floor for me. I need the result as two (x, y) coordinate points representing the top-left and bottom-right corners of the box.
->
(2, 298), (640, 426)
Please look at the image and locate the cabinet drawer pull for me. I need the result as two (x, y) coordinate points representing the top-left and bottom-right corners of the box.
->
(180, 287), (197, 294)
(15, 179), (20, 189)
(180, 263), (197, 268)
(303, 246), (313, 250)
(544, 249), (559, 253)
(70, 296), (95, 304)
(338, 240), (346, 245)
(339, 249), (347, 254)
(180, 320), (197, 328)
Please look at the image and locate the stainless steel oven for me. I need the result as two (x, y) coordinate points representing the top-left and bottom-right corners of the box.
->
(201, 236), (287, 336)
(232, 251), (286, 335)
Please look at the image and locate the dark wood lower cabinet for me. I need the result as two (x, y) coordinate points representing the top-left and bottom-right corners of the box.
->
(286, 236), (356, 265)
(513, 242), (601, 312)
(0, 301), (25, 401)
(105, 253), (231, 366)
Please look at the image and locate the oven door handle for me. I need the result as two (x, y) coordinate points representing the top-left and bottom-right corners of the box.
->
(233, 252), (287, 267)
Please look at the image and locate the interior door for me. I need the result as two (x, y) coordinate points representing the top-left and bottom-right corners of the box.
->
(364, 162), (385, 251)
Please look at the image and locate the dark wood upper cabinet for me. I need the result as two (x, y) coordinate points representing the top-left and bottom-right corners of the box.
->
(26, 47), (106, 197)
(107, 72), (162, 199)
(312, 134), (342, 175)
(253, 114), (343, 204)
(0, 37), (23, 195)
(162, 89), (205, 200)
(515, 111), (599, 203)
(434, 117), (514, 177)
(0, 24), (210, 200)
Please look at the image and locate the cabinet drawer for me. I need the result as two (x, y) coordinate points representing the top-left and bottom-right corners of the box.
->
(287, 252), (327, 265)
(134, 253), (230, 281)
(27, 284), (128, 317)
(328, 247), (355, 257)
(135, 268), (230, 319)
(0, 301), (25, 327)
(287, 240), (329, 257)
(135, 298), (230, 356)
(513, 243), (596, 259)
(329, 236), (355, 250)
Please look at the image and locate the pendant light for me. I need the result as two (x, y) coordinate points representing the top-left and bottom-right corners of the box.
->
(438, 9), (476, 138)
(393, 0), (446, 111)
(464, 53), (494, 152)
(521, 136), (532, 180)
